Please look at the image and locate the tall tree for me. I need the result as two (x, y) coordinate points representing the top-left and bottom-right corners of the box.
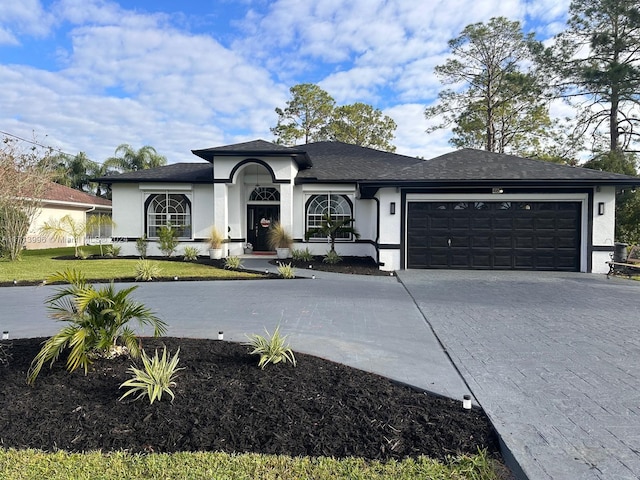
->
(104, 144), (167, 172)
(549, 0), (640, 154)
(326, 102), (397, 152)
(271, 84), (336, 145)
(425, 17), (550, 154)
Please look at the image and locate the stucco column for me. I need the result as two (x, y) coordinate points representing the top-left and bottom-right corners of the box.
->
(213, 183), (229, 255)
(279, 181), (294, 232)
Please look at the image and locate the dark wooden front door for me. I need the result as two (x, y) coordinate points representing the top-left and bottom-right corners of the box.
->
(247, 205), (279, 251)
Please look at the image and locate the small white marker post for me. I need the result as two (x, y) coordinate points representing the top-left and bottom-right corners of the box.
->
(218, 331), (224, 341)
(463, 394), (472, 410)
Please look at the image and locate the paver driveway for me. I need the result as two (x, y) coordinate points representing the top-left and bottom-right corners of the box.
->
(398, 270), (640, 480)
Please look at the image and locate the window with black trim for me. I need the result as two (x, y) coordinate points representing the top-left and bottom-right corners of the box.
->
(145, 193), (192, 238)
(306, 194), (354, 240)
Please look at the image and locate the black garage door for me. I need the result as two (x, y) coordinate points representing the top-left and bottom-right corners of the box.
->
(407, 201), (581, 271)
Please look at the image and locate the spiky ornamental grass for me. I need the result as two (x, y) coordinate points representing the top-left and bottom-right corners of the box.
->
(182, 246), (200, 262)
(245, 325), (297, 369)
(135, 259), (162, 281)
(291, 247), (314, 262)
(27, 269), (166, 385)
(119, 347), (183, 404)
(224, 256), (243, 270)
(276, 262), (296, 278)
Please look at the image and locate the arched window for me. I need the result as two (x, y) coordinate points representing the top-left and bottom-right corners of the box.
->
(306, 194), (354, 240)
(145, 193), (192, 238)
(249, 187), (280, 202)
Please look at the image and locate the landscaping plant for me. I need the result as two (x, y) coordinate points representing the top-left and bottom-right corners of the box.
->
(267, 222), (293, 250)
(119, 346), (183, 404)
(104, 244), (121, 258)
(157, 224), (179, 257)
(305, 213), (359, 253)
(135, 259), (162, 281)
(135, 235), (148, 258)
(224, 255), (243, 270)
(291, 247), (314, 262)
(323, 250), (342, 264)
(27, 269), (166, 384)
(246, 325), (297, 369)
(183, 246), (200, 261)
(277, 262), (296, 278)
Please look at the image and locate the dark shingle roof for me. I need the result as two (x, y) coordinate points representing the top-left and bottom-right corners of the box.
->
(380, 149), (640, 185)
(94, 163), (213, 183)
(294, 142), (423, 181)
(95, 141), (640, 187)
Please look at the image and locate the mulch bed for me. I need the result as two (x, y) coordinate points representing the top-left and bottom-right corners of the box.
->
(0, 337), (500, 462)
(272, 255), (391, 276)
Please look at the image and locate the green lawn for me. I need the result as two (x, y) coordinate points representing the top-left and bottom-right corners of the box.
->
(0, 449), (505, 480)
(0, 247), (259, 283)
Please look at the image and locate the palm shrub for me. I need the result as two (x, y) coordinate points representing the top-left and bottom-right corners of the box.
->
(276, 262), (296, 278)
(135, 259), (162, 281)
(245, 325), (297, 369)
(119, 346), (183, 404)
(27, 269), (166, 384)
(305, 213), (359, 253)
(158, 224), (179, 257)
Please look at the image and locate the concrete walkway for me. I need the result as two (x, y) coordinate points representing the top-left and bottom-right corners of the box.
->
(397, 270), (640, 480)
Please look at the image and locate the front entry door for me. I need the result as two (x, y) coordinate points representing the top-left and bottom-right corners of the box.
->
(247, 205), (280, 251)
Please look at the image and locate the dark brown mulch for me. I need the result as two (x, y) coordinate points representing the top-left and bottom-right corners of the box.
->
(0, 337), (500, 462)
(271, 255), (390, 276)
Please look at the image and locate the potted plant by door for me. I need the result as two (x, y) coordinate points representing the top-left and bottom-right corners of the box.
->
(207, 226), (225, 259)
(267, 222), (293, 259)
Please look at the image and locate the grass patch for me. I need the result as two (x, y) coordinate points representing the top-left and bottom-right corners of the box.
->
(0, 247), (259, 283)
(0, 449), (505, 480)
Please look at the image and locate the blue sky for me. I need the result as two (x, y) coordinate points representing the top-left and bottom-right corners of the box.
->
(0, 0), (571, 164)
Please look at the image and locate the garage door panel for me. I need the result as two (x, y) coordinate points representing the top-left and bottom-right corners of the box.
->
(407, 201), (581, 271)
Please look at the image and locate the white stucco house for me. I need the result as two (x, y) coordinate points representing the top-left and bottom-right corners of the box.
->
(96, 140), (640, 273)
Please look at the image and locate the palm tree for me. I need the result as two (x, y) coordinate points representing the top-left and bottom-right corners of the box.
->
(40, 214), (115, 257)
(305, 213), (360, 253)
(104, 144), (167, 172)
(27, 269), (166, 384)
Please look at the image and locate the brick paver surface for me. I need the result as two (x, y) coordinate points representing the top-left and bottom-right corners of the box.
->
(398, 270), (640, 480)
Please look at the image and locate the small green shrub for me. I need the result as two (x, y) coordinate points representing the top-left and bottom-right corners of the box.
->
(245, 325), (296, 369)
(104, 244), (121, 258)
(291, 247), (314, 262)
(135, 236), (148, 258)
(224, 256), (243, 269)
(119, 347), (183, 404)
(77, 248), (89, 260)
(135, 259), (162, 281)
(277, 262), (296, 279)
(323, 250), (342, 264)
(183, 246), (200, 261)
(158, 224), (179, 257)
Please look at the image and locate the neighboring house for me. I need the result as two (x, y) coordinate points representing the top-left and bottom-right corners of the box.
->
(96, 140), (640, 273)
(27, 182), (112, 250)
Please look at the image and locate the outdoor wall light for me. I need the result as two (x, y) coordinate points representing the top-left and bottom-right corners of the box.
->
(598, 202), (605, 215)
(390, 202), (396, 215)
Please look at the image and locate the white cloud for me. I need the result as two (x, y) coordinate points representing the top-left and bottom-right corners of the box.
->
(0, 0), (574, 164)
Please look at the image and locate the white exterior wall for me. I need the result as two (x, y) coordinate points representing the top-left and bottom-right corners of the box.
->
(28, 205), (91, 250)
(377, 188), (402, 271)
(592, 186), (617, 274)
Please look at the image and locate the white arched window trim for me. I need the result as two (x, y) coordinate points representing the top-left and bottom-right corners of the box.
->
(305, 193), (354, 240)
(145, 193), (192, 239)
